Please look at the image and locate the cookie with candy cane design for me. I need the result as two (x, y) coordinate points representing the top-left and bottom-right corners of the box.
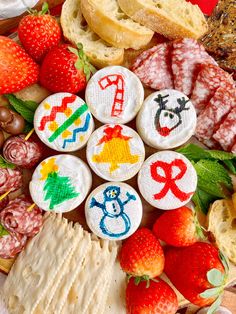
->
(85, 66), (144, 124)
(85, 182), (142, 240)
(136, 90), (197, 149)
(29, 155), (92, 213)
(138, 151), (197, 210)
(34, 93), (94, 152)
(86, 124), (145, 181)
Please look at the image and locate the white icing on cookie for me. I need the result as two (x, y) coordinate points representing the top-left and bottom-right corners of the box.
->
(86, 124), (145, 181)
(85, 66), (144, 124)
(34, 92), (94, 152)
(29, 154), (92, 213)
(136, 90), (197, 149)
(138, 151), (197, 210)
(85, 182), (143, 240)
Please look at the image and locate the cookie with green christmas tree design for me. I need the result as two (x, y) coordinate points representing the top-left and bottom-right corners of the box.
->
(29, 155), (92, 213)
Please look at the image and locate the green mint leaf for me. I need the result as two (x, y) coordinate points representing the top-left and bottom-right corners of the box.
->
(194, 159), (233, 196)
(23, 121), (34, 134)
(223, 160), (236, 174)
(207, 296), (222, 314)
(0, 155), (15, 169)
(0, 224), (9, 237)
(5, 94), (35, 123)
(199, 287), (221, 298)
(177, 144), (210, 160)
(192, 189), (217, 215)
(219, 251), (230, 275)
(207, 269), (225, 287)
(208, 150), (236, 161)
(23, 100), (38, 111)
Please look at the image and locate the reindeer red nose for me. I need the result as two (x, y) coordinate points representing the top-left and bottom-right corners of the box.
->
(158, 127), (171, 137)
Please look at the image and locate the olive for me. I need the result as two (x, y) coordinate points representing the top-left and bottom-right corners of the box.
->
(0, 130), (5, 149)
(0, 107), (12, 122)
(3, 115), (25, 135)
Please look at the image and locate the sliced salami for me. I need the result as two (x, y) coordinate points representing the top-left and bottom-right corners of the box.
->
(195, 87), (235, 141)
(0, 197), (43, 237)
(191, 64), (235, 113)
(131, 45), (160, 71)
(172, 38), (217, 96)
(0, 167), (22, 194)
(3, 134), (43, 169)
(132, 43), (174, 90)
(0, 196), (9, 211)
(0, 231), (27, 259)
(213, 107), (236, 151)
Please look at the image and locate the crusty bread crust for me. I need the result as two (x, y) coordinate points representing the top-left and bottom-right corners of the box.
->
(80, 0), (154, 50)
(60, 0), (124, 68)
(118, 0), (208, 40)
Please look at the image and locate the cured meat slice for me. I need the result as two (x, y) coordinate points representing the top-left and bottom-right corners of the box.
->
(0, 196), (9, 211)
(191, 64), (235, 113)
(195, 87), (235, 141)
(3, 134), (43, 169)
(0, 231), (27, 259)
(172, 38), (217, 96)
(0, 197), (43, 237)
(213, 107), (236, 151)
(0, 167), (22, 194)
(131, 42), (174, 90)
(131, 45), (160, 71)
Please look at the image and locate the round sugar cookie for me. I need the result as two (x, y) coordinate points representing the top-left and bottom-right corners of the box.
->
(34, 92), (94, 152)
(29, 154), (92, 213)
(85, 182), (143, 240)
(85, 66), (144, 124)
(86, 124), (145, 181)
(138, 151), (197, 210)
(136, 90), (197, 149)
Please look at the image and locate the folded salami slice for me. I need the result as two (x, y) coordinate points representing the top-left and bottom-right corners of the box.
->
(195, 87), (235, 141)
(0, 197), (43, 237)
(3, 134), (43, 169)
(213, 107), (236, 151)
(191, 64), (235, 113)
(131, 43), (174, 90)
(0, 231), (27, 259)
(172, 38), (217, 96)
(0, 167), (22, 194)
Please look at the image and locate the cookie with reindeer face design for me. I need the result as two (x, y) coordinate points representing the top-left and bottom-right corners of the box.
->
(136, 90), (197, 149)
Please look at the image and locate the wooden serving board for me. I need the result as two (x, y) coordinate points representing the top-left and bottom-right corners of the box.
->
(0, 28), (235, 312)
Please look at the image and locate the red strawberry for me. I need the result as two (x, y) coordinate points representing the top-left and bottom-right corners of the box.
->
(126, 277), (178, 314)
(18, 3), (61, 62)
(119, 228), (165, 279)
(164, 242), (229, 310)
(153, 206), (205, 247)
(39, 43), (96, 93)
(0, 36), (39, 95)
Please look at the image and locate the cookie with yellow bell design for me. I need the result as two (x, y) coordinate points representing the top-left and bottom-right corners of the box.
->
(34, 92), (94, 152)
(86, 124), (145, 181)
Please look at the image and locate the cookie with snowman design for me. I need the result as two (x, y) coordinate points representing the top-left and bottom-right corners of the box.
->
(29, 155), (92, 213)
(136, 90), (197, 149)
(138, 151), (197, 210)
(86, 124), (145, 181)
(85, 66), (144, 124)
(34, 92), (94, 152)
(85, 182), (143, 240)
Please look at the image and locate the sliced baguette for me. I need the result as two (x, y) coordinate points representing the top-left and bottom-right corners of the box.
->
(207, 199), (236, 265)
(117, 0), (208, 40)
(60, 0), (124, 68)
(80, 0), (154, 50)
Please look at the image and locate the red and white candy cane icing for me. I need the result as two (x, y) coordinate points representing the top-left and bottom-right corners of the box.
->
(85, 66), (144, 124)
(138, 151), (197, 210)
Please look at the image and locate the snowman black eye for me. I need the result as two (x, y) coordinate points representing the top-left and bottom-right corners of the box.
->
(169, 113), (174, 119)
(164, 112), (168, 117)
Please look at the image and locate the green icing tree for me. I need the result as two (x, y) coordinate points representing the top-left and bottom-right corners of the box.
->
(43, 172), (79, 210)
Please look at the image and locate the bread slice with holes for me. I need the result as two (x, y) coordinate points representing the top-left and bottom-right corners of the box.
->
(117, 0), (208, 40)
(60, 0), (124, 68)
(207, 198), (236, 265)
(80, 0), (154, 49)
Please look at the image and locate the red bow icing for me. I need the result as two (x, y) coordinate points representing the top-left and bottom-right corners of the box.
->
(150, 158), (194, 202)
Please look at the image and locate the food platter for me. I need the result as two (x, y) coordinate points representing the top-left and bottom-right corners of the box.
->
(0, 0), (235, 313)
